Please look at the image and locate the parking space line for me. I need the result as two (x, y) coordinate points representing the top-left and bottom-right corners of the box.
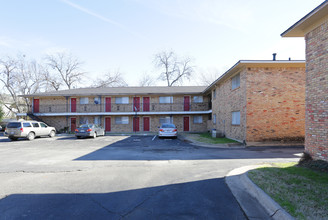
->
(152, 135), (157, 141)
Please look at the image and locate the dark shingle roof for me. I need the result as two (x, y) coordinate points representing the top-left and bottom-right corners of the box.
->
(22, 86), (207, 97)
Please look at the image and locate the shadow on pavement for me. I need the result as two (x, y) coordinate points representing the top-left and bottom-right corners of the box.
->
(0, 178), (246, 220)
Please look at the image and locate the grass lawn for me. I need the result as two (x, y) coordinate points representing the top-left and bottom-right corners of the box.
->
(248, 162), (328, 220)
(187, 132), (238, 144)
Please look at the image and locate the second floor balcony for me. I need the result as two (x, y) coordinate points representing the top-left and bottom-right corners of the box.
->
(30, 102), (211, 115)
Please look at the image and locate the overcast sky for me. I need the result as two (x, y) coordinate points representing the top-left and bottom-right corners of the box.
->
(0, 0), (323, 87)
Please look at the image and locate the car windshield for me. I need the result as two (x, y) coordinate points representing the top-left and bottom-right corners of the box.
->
(161, 124), (175, 128)
(80, 124), (92, 128)
(7, 122), (21, 128)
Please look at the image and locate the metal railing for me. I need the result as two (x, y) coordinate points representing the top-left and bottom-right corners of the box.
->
(29, 102), (210, 113)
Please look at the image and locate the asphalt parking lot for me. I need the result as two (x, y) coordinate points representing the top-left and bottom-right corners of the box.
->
(0, 134), (302, 219)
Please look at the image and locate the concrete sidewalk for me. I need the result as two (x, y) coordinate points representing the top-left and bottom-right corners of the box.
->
(225, 166), (294, 220)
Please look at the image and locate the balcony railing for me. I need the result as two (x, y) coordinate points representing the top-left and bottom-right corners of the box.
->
(29, 102), (210, 114)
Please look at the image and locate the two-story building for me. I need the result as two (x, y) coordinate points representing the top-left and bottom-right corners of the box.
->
(21, 86), (211, 133)
(282, 0), (328, 161)
(204, 60), (306, 144)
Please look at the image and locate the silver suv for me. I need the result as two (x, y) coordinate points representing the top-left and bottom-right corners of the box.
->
(4, 121), (56, 141)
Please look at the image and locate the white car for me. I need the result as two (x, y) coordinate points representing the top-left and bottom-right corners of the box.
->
(4, 121), (56, 141)
(158, 123), (178, 138)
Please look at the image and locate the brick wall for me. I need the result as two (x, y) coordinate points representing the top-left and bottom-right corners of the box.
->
(305, 20), (328, 161)
(246, 66), (306, 142)
(211, 69), (247, 142)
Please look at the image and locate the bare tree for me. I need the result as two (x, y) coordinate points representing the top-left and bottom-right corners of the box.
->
(196, 68), (223, 86)
(44, 52), (85, 90)
(93, 70), (128, 88)
(0, 55), (44, 114)
(154, 50), (194, 87)
(138, 73), (156, 87)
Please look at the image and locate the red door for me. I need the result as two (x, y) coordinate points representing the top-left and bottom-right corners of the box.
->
(133, 97), (140, 111)
(133, 117), (140, 132)
(105, 117), (111, 132)
(183, 116), (190, 131)
(105, 97), (111, 112)
(71, 98), (77, 112)
(143, 117), (150, 131)
(184, 96), (190, 111)
(33, 99), (39, 113)
(143, 97), (150, 111)
(71, 118), (76, 132)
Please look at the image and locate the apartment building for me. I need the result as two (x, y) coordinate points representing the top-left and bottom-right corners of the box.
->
(21, 86), (210, 133)
(282, 0), (328, 161)
(204, 60), (306, 144)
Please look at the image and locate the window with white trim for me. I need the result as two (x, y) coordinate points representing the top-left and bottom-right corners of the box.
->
(159, 96), (173, 104)
(232, 111), (241, 125)
(193, 116), (203, 124)
(94, 116), (100, 125)
(193, 96), (203, 103)
(115, 116), (129, 124)
(213, 114), (216, 124)
(231, 73), (240, 90)
(159, 116), (173, 125)
(115, 97), (129, 104)
(80, 97), (89, 104)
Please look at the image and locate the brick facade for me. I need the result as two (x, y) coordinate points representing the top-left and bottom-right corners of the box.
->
(246, 67), (306, 142)
(209, 62), (305, 143)
(305, 19), (328, 161)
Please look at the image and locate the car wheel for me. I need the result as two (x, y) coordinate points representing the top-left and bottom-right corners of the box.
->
(9, 137), (18, 141)
(76, 136), (81, 139)
(93, 132), (97, 138)
(27, 132), (35, 141)
(49, 130), (56, 138)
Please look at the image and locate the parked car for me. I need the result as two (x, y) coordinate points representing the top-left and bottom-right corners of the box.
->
(4, 121), (56, 141)
(158, 123), (178, 138)
(75, 124), (105, 139)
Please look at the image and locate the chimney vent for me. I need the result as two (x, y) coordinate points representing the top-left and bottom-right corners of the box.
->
(272, 53), (277, 61)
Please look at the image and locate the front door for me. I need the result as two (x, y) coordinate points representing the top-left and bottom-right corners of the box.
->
(133, 97), (140, 111)
(71, 98), (77, 112)
(33, 99), (39, 113)
(133, 117), (140, 132)
(143, 97), (150, 111)
(71, 118), (76, 132)
(105, 117), (111, 132)
(184, 96), (190, 111)
(105, 97), (111, 112)
(183, 116), (190, 131)
(143, 117), (150, 131)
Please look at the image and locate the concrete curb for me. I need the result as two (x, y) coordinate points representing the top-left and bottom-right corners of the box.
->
(225, 165), (294, 220)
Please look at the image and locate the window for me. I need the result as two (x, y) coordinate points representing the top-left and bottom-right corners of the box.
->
(94, 116), (100, 125)
(80, 97), (89, 104)
(213, 89), (216, 99)
(193, 116), (203, 124)
(115, 116), (129, 124)
(232, 111), (241, 125)
(80, 117), (88, 125)
(40, 123), (47, 128)
(159, 116), (173, 125)
(213, 114), (216, 124)
(94, 97), (100, 104)
(232, 73), (240, 90)
(159, 96), (173, 104)
(32, 123), (40, 128)
(193, 96), (203, 103)
(115, 97), (129, 104)
(23, 123), (32, 127)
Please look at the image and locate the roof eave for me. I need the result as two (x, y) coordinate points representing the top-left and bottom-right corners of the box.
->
(281, 0), (328, 37)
